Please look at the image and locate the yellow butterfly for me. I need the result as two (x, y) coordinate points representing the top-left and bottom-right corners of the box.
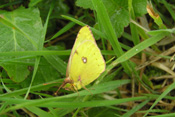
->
(56, 25), (106, 93)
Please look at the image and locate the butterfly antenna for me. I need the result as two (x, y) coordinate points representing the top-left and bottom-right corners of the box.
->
(43, 81), (61, 86)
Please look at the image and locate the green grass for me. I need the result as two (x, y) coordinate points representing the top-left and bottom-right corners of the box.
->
(0, 0), (175, 116)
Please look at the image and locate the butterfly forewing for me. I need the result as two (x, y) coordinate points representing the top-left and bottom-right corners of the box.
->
(66, 26), (96, 77)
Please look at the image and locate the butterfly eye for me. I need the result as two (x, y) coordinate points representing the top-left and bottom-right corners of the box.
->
(82, 57), (87, 63)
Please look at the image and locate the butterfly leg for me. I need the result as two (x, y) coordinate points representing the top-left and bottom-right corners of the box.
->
(71, 84), (80, 96)
(78, 76), (93, 95)
(54, 77), (74, 95)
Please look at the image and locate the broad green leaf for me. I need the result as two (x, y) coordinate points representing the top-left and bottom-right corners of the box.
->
(132, 0), (147, 17)
(0, 7), (44, 82)
(103, 0), (129, 38)
(76, 0), (130, 38)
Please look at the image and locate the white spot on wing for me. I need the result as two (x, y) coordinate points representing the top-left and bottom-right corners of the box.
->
(82, 57), (87, 63)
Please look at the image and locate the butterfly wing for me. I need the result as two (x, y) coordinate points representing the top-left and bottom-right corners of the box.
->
(69, 40), (106, 90)
(66, 25), (96, 77)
